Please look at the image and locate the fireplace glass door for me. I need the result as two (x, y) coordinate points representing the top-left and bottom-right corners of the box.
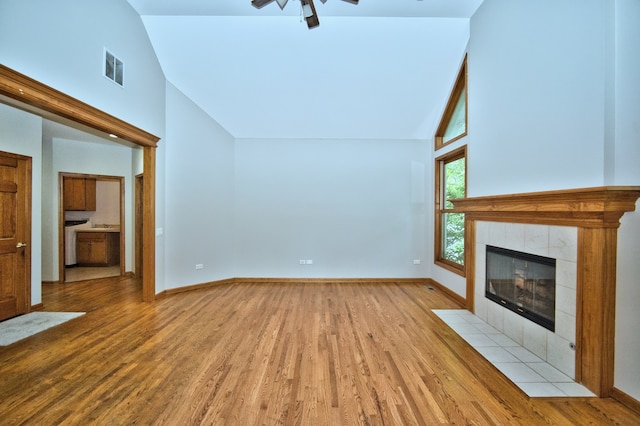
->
(485, 245), (556, 331)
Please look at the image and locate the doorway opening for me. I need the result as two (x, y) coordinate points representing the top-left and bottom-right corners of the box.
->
(0, 64), (158, 302)
(60, 173), (125, 283)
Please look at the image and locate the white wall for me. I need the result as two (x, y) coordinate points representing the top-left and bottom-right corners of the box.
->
(468, 0), (640, 400)
(613, 0), (640, 402)
(468, 0), (608, 196)
(234, 138), (429, 278)
(0, 0), (166, 138)
(0, 104), (43, 305)
(94, 181), (122, 226)
(163, 83), (236, 288)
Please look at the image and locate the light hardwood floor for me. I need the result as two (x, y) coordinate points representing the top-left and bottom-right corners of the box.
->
(0, 277), (638, 425)
(65, 266), (120, 283)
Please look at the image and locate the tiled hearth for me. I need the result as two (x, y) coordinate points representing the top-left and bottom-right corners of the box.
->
(434, 309), (594, 397)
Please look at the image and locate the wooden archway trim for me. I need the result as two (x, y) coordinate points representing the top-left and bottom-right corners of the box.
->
(0, 65), (159, 147)
(0, 64), (159, 302)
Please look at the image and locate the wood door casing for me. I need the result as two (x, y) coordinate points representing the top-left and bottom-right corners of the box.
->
(135, 174), (143, 278)
(0, 64), (158, 301)
(60, 173), (124, 283)
(0, 151), (31, 321)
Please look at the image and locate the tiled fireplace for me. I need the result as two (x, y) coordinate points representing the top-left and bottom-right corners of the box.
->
(451, 186), (640, 397)
(474, 222), (577, 378)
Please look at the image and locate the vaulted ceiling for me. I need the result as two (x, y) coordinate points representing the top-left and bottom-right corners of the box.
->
(126, 0), (483, 140)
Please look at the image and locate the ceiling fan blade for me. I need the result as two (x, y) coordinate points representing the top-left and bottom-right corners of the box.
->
(341, 0), (359, 4)
(276, 0), (289, 9)
(301, 0), (320, 29)
(251, 0), (276, 9)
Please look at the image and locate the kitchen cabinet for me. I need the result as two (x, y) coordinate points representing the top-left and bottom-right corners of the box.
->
(76, 231), (120, 266)
(63, 177), (96, 211)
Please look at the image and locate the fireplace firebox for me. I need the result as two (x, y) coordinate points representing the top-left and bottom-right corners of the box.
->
(485, 245), (556, 331)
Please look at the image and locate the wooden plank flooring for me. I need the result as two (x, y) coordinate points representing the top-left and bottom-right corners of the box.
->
(0, 277), (638, 425)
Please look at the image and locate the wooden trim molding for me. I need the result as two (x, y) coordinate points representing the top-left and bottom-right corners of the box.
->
(611, 387), (640, 416)
(233, 277), (434, 286)
(142, 146), (156, 302)
(435, 55), (467, 150)
(161, 277), (447, 297)
(163, 278), (237, 296)
(451, 186), (640, 228)
(427, 278), (466, 308)
(452, 186), (640, 398)
(0, 64), (160, 302)
(0, 65), (159, 148)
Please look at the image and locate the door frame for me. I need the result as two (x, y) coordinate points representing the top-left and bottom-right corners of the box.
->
(59, 173), (125, 283)
(0, 65), (159, 302)
(135, 174), (143, 278)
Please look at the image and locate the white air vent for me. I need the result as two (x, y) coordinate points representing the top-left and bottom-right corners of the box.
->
(104, 49), (124, 86)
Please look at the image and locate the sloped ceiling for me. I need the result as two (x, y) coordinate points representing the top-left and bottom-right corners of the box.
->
(126, 0), (482, 140)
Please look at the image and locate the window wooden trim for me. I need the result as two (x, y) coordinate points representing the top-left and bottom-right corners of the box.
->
(435, 56), (467, 150)
(434, 145), (467, 276)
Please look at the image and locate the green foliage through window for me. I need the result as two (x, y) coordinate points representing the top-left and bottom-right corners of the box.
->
(443, 212), (465, 265)
(442, 156), (465, 265)
(435, 146), (466, 272)
(444, 157), (465, 209)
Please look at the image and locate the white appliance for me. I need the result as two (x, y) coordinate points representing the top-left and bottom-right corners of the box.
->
(64, 221), (92, 266)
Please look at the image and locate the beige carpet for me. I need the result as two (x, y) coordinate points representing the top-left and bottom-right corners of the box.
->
(0, 312), (85, 346)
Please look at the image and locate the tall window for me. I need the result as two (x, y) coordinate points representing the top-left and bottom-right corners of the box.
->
(435, 146), (466, 273)
(434, 56), (468, 274)
(435, 57), (467, 150)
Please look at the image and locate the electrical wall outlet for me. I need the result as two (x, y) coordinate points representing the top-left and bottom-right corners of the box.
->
(299, 260), (306, 265)
(195, 264), (204, 270)
(306, 259), (313, 265)
(413, 259), (421, 265)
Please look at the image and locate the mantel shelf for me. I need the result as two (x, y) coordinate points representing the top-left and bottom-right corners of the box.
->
(459, 186), (640, 397)
(451, 186), (640, 228)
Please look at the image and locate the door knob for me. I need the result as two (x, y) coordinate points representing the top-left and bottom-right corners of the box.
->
(16, 242), (27, 248)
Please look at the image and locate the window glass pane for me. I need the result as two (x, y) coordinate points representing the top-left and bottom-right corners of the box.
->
(444, 157), (465, 209)
(442, 87), (466, 142)
(443, 212), (465, 265)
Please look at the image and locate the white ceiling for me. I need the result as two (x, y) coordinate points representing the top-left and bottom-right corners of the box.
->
(125, 0), (482, 18)
(125, 0), (483, 140)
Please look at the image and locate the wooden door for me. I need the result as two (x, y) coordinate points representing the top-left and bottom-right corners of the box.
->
(0, 151), (31, 321)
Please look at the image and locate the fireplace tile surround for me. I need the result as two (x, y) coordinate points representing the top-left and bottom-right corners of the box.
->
(450, 186), (640, 397)
(474, 222), (577, 378)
